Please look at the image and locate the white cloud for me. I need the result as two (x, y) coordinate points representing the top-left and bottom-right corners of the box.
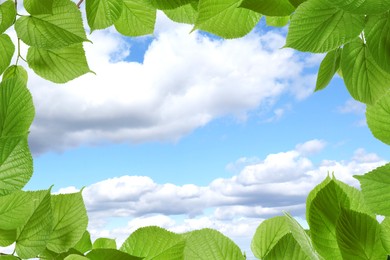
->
(338, 99), (366, 115)
(21, 13), (316, 154)
(295, 139), (327, 156)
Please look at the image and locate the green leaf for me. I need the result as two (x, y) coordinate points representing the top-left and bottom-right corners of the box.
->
(0, 77), (34, 137)
(366, 92), (390, 145)
(2, 65), (28, 85)
(305, 176), (331, 221)
(365, 12), (390, 72)
(284, 213), (320, 259)
(0, 1), (16, 34)
(264, 233), (310, 260)
(184, 228), (245, 260)
(341, 38), (390, 105)
(315, 48), (341, 91)
(239, 0), (295, 16)
(0, 136), (33, 196)
(121, 226), (185, 260)
(336, 208), (387, 259)
(0, 34), (15, 76)
(285, 0), (365, 53)
(0, 255), (19, 260)
(24, 0), (54, 15)
(93, 238), (116, 249)
(251, 216), (290, 259)
(380, 217), (390, 254)
(73, 231), (92, 254)
(47, 192), (88, 253)
(0, 228), (16, 247)
(39, 248), (84, 259)
(308, 180), (350, 259)
(163, 1), (198, 24)
(114, 0), (156, 37)
(27, 44), (92, 84)
(194, 0), (261, 39)
(326, 0), (390, 14)
(0, 191), (34, 229)
(354, 163), (390, 216)
(16, 189), (53, 259)
(265, 16), (290, 27)
(86, 0), (123, 31)
(15, 0), (88, 49)
(87, 249), (142, 260)
(65, 255), (89, 260)
(288, 0), (306, 8)
(150, 0), (193, 9)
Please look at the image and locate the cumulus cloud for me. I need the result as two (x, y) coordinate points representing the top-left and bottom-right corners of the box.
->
(21, 13), (316, 154)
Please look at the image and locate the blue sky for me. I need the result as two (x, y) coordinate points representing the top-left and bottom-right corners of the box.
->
(16, 13), (389, 257)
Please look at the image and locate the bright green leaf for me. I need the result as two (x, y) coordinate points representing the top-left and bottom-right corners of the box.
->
(284, 212), (320, 259)
(315, 48), (341, 91)
(39, 247), (84, 259)
(336, 208), (387, 259)
(150, 0), (193, 9)
(365, 12), (390, 72)
(65, 255), (89, 260)
(341, 38), (390, 104)
(15, 0), (88, 49)
(27, 44), (92, 84)
(325, 0), (390, 14)
(24, 0), (54, 15)
(93, 237), (116, 249)
(16, 189), (53, 259)
(163, 1), (198, 24)
(87, 249), (142, 260)
(0, 255), (19, 260)
(194, 0), (261, 39)
(285, 0), (365, 53)
(380, 217), (390, 254)
(366, 92), (390, 145)
(308, 180), (350, 259)
(239, 0), (295, 16)
(73, 231), (92, 254)
(264, 233), (310, 260)
(305, 175), (331, 221)
(0, 228), (16, 247)
(47, 192), (88, 253)
(0, 136), (33, 196)
(121, 226), (185, 260)
(86, 0), (123, 31)
(251, 216), (290, 259)
(354, 163), (390, 216)
(114, 0), (156, 37)
(265, 16), (290, 27)
(0, 34), (15, 76)
(184, 228), (245, 260)
(0, 191), (34, 229)
(0, 1), (16, 34)
(2, 65), (28, 85)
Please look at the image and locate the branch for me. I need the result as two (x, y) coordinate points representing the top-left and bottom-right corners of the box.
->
(76, 0), (84, 8)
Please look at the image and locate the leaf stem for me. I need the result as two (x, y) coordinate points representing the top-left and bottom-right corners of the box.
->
(76, 0), (84, 8)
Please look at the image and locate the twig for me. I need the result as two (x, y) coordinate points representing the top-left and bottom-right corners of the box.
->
(76, 0), (84, 8)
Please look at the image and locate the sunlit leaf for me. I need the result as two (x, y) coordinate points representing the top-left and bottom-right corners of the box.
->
(315, 48), (341, 91)
(150, 0), (193, 9)
(24, 0), (54, 15)
(0, 34), (15, 76)
(305, 175), (331, 221)
(239, 0), (295, 16)
(326, 0), (390, 14)
(86, 0), (123, 31)
(114, 0), (156, 37)
(163, 1), (198, 24)
(93, 237), (116, 249)
(0, 1), (16, 34)
(2, 65), (28, 85)
(0, 228), (16, 247)
(286, 0), (364, 53)
(380, 217), (390, 254)
(65, 255), (89, 260)
(264, 233), (310, 260)
(0, 191), (34, 229)
(194, 0), (261, 39)
(73, 231), (92, 254)
(265, 16), (290, 27)
(87, 249), (142, 260)
(366, 93), (390, 145)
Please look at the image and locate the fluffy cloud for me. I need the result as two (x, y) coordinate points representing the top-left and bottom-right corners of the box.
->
(22, 13), (316, 154)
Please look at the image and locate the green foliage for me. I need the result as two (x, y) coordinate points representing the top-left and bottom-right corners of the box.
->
(315, 48), (341, 91)
(239, 0), (295, 16)
(0, 34), (15, 76)
(93, 238), (117, 249)
(0, 1), (16, 34)
(86, 0), (123, 31)
(265, 16), (290, 27)
(163, 1), (198, 24)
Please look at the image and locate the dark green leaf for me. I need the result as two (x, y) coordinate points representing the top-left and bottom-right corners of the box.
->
(150, 0), (193, 9)
(286, 0), (365, 53)
(24, 0), (54, 15)
(39, 248), (84, 260)
(0, 34), (15, 76)
(239, 0), (295, 16)
(0, 228), (16, 247)
(315, 48), (341, 91)
(114, 0), (156, 37)
(86, 0), (123, 31)
(0, 1), (16, 34)
(288, 0), (306, 8)
(27, 44), (92, 84)
(163, 1), (198, 24)
(15, 0), (88, 49)
(93, 237), (116, 249)
(194, 0), (261, 39)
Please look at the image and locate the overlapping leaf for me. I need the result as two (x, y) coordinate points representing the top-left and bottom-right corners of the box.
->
(0, 228), (16, 247)
(24, 0), (54, 15)
(150, 0), (193, 9)
(73, 231), (92, 254)
(0, 191), (34, 229)
(265, 16), (290, 27)
(325, 0), (390, 14)
(305, 175), (331, 221)
(366, 92), (390, 145)
(380, 217), (390, 254)
(251, 216), (290, 259)
(47, 192), (88, 253)
(164, 1), (198, 24)
(194, 0), (261, 39)
(15, 0), (88, 49)
(86, 0), (123, 31)
(0, 1), (16, 34)
(87, 249), (142, 260)
(27, 44), (92, 83)
(2, 66), (28, 85)
(93, 237), (116, 249)
(264, 233), (310, 260)
(239, 0), (295, 16)
(286, 0), (364, 53)
(0, 34), (15, 76)
(114, 0), (156, 37)
(315, 48), (341, 91)
(121, 226), (185, 259)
